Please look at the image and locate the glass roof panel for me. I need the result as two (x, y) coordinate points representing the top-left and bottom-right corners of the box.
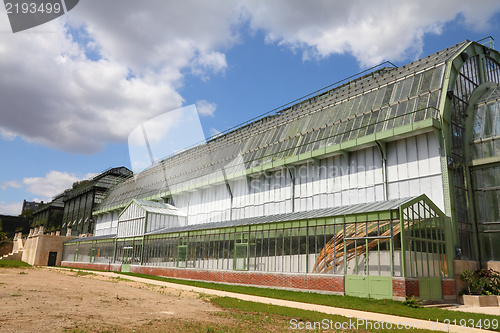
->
(97, 41), (472, 212)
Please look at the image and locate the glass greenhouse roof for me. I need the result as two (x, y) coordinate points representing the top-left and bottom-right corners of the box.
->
(145, 196), (416, 235)
(96, 41), (470, 213)
(126, 199), (187, 216)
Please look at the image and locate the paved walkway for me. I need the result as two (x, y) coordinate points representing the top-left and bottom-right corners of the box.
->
(48, 267), (499, 332)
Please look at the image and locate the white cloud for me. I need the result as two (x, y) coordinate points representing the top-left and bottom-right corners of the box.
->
(0, 0), (499, 154)
(0, 1), (240, 153)
(241, 0), (500, 66)
(196, 100), (217, 117)
(0, 202), (23, 216)
(192, 51), (227, 80)
(0, 128), (17, 141)
(209, 127), (222, 138)
(0, 180), (22, 191)
(22, 171), (81, 200)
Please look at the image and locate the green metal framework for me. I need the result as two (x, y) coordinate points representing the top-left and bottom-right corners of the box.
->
(439, 38), (500, 260)
(94, 43), (467, 215)
(399, 196), (448, 278)
(466, 84), (500, 261)
(65, 195), (450, 280)
(62, 40), (500, 301)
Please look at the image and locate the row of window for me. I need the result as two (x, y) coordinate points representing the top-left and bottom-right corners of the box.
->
(65, 213), (446, 278)
(98, 65), (444, 211)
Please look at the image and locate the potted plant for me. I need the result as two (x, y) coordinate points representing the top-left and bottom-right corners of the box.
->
(460, 269), (500, 307)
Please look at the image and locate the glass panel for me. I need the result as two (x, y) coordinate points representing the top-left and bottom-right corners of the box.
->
(375, 107), (388, 132)
(430, 65), (445, 90)
(417, 94), (429, 110)
(234, 244), (248, 270)
(373, 86), (386, 109)
(391, 81), (404, 104)
(428, 90), (440, 109)
(382, 84), (394, 106)
(410, 73), (422, 98)
(400, 77), (413, 100)
(473, 105), (485, 139)
(420, 69), (434, 93)
(484, 103), (495, 136)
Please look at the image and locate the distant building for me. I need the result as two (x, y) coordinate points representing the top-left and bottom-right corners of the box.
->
(21, 200), (41, 214)
(32, 193), (66, 231)
(61, 167), (132, 236)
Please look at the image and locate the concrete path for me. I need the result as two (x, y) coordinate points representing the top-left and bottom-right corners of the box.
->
(48, 267), (498, 333)
(446, 305), (500, 316)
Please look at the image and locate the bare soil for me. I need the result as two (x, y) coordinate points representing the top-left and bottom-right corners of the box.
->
(0, 267), (236, 332)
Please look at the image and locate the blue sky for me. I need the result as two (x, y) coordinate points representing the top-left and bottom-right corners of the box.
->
(1, 1), (500, 215)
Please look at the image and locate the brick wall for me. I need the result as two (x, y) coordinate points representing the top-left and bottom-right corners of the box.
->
(442, 279), (456, 296)
(61, 262), (344, 293)
(392, 278), (419, 298)
(134, 266), (344, 293)
(62, 261), (121, 272)
(61, 261), (460, 300)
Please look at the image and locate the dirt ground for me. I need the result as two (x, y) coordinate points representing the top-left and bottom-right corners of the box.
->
(0, 267), (290, 333)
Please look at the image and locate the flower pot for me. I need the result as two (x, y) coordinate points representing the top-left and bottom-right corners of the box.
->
(462, 295), (499, 307)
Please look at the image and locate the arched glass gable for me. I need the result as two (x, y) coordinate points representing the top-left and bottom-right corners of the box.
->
(448, 51), (500, 260)
(449, 55), (481, 259)
(471, 85), (500, 159)
(470, 85), (500, 261)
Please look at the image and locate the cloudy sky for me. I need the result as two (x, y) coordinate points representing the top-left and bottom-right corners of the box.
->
(1, 0), (500, 215)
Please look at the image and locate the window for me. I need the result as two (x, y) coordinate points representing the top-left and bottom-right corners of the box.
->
(234, 233), (249, 270)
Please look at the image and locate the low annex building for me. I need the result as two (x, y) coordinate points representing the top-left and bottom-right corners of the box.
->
(62, 39), (500, 301)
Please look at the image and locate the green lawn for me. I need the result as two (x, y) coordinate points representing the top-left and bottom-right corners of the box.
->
(59, 267), (499, 332)
(211, 296), (439, 333)
(0, 260), (31, 268)
(117, 272), (500, 331)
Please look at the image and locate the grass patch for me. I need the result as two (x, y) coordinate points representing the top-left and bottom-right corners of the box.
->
(116, 271), (500, 331)
(211, 296), (436, 333)
(0, 260), (31, 268)
(58, 267), (499, 331)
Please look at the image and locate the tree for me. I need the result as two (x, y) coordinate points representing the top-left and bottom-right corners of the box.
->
(20, 209), (33, 220)
(0, 219), (8, 242)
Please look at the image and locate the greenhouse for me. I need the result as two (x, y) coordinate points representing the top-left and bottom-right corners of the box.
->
(64, 195), (448, 299)
(63, 39), (500, 301)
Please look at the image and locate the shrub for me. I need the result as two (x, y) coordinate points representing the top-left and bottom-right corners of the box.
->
(460, 269), (500, 295)
(403, 296), (422, 308)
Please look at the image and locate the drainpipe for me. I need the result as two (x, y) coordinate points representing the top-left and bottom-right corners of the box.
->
(375, 141), (388, 201)
(222, 169), (233, 220)
(285, 165), (295, 213)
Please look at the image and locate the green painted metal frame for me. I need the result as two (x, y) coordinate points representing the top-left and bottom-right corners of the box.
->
(93, 108), (442, 217)
(398, 194), (450, 278)
(70, 195), (450, 284)
(438, 41), (500, 261)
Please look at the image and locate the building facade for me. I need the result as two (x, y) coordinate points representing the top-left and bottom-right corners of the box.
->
(21, 200), (41, 213)
(63, 39), (500, 300)
(32, 193), (65, 231)
(61, 167), (132, 236)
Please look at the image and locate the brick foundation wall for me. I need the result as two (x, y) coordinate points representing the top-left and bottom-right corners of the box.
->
(61, 262), (344, 293)
(134, 266), (344, 293)
(392, 278), (419, 298)
(62, 261), (122, 272)
(61, 261), (460, 300)
(442, 279), (456, 296)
